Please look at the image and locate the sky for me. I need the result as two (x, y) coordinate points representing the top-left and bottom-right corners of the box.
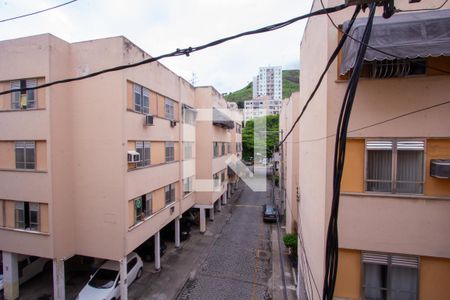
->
(0, 0), (313, 93)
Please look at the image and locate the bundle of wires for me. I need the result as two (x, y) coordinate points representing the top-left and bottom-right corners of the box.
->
(322, 3), (377, 300)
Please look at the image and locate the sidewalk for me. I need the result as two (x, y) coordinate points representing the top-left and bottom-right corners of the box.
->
(270, 179), (299, 300)
(128, 185), (244, 300)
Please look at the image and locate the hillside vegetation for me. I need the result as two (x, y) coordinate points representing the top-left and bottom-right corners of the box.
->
(224, 69), (299, 107)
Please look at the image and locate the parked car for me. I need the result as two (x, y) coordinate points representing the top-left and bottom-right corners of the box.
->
(263, 204), (278, 223)
(77, 252), (143, 300)
(135, 236), (167, 262)
(0, 255), (50, 291)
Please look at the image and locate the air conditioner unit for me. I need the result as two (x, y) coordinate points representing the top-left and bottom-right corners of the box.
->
(170, 120), (177, 127)
(430, 159), (450, 179)
(127, 151), (141, 163)
(145, 114), (154, 126)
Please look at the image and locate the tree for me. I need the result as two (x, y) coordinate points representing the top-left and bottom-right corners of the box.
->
(242, 115), (279, 161)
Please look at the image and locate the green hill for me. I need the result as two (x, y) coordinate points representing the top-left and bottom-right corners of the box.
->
(224, 69), (299, 108)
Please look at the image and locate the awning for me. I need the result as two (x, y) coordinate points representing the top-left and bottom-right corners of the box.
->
(213, 107), (235, 129)
(340, 9), (450, 75)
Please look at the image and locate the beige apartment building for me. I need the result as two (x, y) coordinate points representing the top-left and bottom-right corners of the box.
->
(279, 92), (300, 234)
(193, 87), (242, 232)
(0, 33), (242, 300)
(295, 1), (450, 299)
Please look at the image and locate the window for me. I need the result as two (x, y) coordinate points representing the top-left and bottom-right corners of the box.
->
(165, 142), (175, 162)
(134, 193), (152, 224)
(165, 98), (175, 120)
(182, 105), (196, 125)
(165, 184), (175, 205)
(227, 143), (231, 154)
(133, 84), (149, 114)
(136, 141), (150, 167)
(15, 202), (39, 231)
(127, 257), (137, 273)
(221, 143), (225, 156)
(365, 140), (424, 194)
(362, 252), (418, 300)
(15, 141), (35, 170)
(221, 171), (225, 183)
(11, 79), (37, 110)
(184, 142), (193, 160)
(184, 176), (193, 196)
(213, 142), (219, 158)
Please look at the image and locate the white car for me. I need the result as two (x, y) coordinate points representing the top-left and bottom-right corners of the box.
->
(77, 252), (143, 300)
(0, 255), (49, 291)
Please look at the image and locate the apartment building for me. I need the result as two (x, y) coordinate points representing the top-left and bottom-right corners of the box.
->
(279, 92), (300, 234)
(193, 87), (242, 232)
(252, 66), (282, 100)
(296, 2), (450, 299)
(243, 96), (282, 122)
(0, 34), (239, 300)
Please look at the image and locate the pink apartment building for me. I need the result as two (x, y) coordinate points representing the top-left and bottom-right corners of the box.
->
(0, 34), (242, 299)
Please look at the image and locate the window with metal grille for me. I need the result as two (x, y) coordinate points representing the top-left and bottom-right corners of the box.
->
(15, 141), (35, 170)
(165, 98), (175, 120)
(164, 183), (175, 205)
(11, 79), (37, 110)
(165, 142), (175, 162)
(14, 202), (40, 231)
(365, 140), (424, 194)
(362, 252), (419, 300)
(135, 141), (150, 167)
(133, 84), (149, 114)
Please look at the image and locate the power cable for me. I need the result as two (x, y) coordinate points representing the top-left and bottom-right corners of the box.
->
(397, 0), (448, 12)
(278, 5), (362, 147)
(0, 3), (349, 97)
(323, 3), (376, 299)
(0, 0), (78, 23)
(282, 99), (450, 144)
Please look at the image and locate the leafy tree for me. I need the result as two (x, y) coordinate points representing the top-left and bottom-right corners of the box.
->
(242, 115), (279, 161)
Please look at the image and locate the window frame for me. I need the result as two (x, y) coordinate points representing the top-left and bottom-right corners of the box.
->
(11, 79), (37, 110)
(14, 201), (40, 231)
(364, 139), (425, 195)
(164, 183), (175, 205)
(133, 84), (150, 114)
(361, 252), (419, 300)
(15, 141), (36, 170)
(183, 176), (193, 196)
(165, 142), (175, 162)
(184, 142), (193, 160)
(135, 141), (151, 168)
(164, 98), (175, 120)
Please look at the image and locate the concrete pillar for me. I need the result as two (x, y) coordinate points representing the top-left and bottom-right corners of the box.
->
(155, 231), (161, 271)
(2, 251), (19, 300)
(119, 257), (128, 300)
(199, 208), (206, 233)
(223, 192), (228, 205)
(217, 198), (222, 212)
(209, 207), (215, 221)
(52, 259), (65, 300)
(175, 216), (181, 248)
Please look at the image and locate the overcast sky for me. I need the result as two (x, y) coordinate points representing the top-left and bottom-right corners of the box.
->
(0, 0), (313, 93)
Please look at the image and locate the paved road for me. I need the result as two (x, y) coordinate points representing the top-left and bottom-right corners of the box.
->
(177, 181), (273, 300)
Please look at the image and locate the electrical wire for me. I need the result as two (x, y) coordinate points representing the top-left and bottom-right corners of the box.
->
(397, 0), (449, 12)
(0, 3), (349, 97)
(324, 3), (376, 299)
(0, 0), (78, 23)
(281, 99), (450, 144)
(278, 5), (362, 147)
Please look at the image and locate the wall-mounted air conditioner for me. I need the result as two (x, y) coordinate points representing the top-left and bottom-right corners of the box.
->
(430, 159), (450, 179)
(145, 114), (154, 126)
(170, 120), (177, 127)
(127, 151), (141, 163)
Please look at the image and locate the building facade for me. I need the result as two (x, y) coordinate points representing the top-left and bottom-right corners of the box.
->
(296, 1), (450, 299)
(252, 66), (282, 100)
(0, 34), (242, 300)
(243, 96), (282, 122)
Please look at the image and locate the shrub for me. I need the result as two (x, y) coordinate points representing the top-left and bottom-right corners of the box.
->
(283, 234), (297, 249)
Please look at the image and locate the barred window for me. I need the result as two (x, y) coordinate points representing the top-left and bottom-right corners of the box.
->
(165, 142), (175, 162)
(15, 141), (35, 170)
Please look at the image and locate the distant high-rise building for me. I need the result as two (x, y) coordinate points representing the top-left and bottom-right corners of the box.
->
(252, 66), (282, 100)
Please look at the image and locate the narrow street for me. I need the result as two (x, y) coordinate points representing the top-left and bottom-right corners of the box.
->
(177, 179), (273, 300)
